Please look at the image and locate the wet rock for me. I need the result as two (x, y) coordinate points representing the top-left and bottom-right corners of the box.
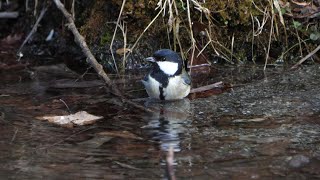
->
(288, 155), (310, 168)
(193, 65), (320, 117)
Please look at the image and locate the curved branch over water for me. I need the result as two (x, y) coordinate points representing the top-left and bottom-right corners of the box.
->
(53, 0), (152, 112)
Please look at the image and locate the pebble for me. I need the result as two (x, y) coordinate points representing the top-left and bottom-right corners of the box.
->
(288, 155), (310, 168)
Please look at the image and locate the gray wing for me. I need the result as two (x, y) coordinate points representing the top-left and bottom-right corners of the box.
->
(181, 70), (191, 85)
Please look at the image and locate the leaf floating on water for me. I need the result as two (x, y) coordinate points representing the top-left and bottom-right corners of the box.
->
(37, 111), (103, 127)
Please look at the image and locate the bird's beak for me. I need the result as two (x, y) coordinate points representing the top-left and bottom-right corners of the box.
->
(145, 57), (156, 63)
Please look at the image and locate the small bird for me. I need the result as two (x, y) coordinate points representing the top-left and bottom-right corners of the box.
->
(142, 49), (191, 100)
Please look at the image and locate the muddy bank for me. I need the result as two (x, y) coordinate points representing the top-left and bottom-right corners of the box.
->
(193, 65), (320, 117)
(185, 65), (320, 179)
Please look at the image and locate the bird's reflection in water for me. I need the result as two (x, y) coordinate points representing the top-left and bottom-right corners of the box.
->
(142, 99), (192, 152)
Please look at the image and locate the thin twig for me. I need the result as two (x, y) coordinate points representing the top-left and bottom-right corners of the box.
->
(294, 26), (303, 57)
(34, 0), (38, 16)
(110, 0), (126, 73)
(10, 128), (18, 144)
(291, 44), (320, 69)
(59, 99), (71, 113)
(71, 0), (75, 19)
(187, 0), (196, 74)
(251, 14), (255, 64)
(231, 33), (235, 62)
(190, 81), (223, 93)
(197, 40), (211, 58)
(17, 6), (47, 54)
(264, 9), (274, 71)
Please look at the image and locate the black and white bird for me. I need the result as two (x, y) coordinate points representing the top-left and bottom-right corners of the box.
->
(142, 49), (191, 100)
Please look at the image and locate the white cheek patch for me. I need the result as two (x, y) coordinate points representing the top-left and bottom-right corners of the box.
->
(157, 61), (178, 75)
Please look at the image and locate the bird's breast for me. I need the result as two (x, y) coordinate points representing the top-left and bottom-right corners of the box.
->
(142, 75), (161, 99)
(164, 76), (191, 100)
(143, 74), (190, 100)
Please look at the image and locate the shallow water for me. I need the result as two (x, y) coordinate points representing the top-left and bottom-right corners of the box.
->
(1, 56), (320, 179)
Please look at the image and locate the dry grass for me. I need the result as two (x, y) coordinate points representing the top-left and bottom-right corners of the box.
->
(109, 0), (319, 72)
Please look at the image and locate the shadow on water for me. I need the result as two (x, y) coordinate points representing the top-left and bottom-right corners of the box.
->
(1, 54), (320, 179)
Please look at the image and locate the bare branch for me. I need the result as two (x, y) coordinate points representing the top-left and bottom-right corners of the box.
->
(53, 0), (119, 95)
(52, 0), (153, 113)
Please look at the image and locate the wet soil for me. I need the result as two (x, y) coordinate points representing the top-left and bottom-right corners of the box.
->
(0, 52), (319, 179)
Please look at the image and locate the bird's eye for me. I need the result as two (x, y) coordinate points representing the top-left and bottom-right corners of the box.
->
(162, 58), (166, 61)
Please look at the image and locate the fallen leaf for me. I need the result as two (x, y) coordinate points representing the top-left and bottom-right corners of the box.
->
(37, 111), (103, 127)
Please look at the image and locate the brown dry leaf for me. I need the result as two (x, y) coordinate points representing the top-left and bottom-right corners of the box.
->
(98, 130), (143, 140)
(116, 48), (131, 56)
(37, 111), (103, 127)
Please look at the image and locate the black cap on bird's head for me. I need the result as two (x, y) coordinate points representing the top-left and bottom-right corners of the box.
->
(145, 49), (183, 76)
(155, 49), (182, 62)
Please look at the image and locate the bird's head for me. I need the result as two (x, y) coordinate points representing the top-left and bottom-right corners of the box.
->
(145, 49), (183, 76)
